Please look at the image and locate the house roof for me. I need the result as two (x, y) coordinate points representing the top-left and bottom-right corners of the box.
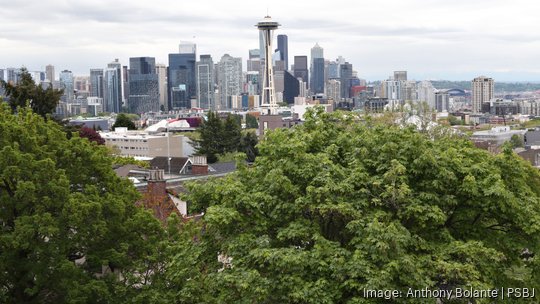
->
(150, 157), (191, 174)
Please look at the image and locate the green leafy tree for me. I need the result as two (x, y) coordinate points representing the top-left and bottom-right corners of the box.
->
(246, 114), (259, 129)
(112, 113), (137, 130)
(510, 134), (524, 148)
(0, 67), (63, 118)
(180, 108), (540, 303)
(0, 104), (167, 303)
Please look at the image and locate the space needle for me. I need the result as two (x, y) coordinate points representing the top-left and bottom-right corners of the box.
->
(256, 15), (280, 115)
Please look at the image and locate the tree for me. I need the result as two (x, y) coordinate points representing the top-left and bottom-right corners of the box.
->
(510, 134), (524, 148)
(193, 111), (223, 163)
(239, 131), (259, 163)
(79, 126), (105, 145)
(0, 104), (167, 303)
(222, 114), (242, 153)
(112, 113), (136, 130)
(0, 67), (63, 118)
(180, 108), (540, 303)
(246, 114), (259, 129)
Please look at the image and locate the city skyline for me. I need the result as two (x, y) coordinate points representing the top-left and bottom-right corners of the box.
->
(2, 0), (540, 81)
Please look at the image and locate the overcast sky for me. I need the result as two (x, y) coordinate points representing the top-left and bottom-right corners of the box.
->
(1, 0), (540, 81)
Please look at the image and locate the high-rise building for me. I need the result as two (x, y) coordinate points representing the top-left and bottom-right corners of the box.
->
(472, 76), (494, 113)
(107, 59), (124, 110)
(217, 54), (242, 110)
(394, 71), (407, 81)
(168, 43), (196, 109)
(179, 41), (196, 54)
(128, 57), (160, 113)
(311, 58), (325, 94)
(247, 49), (261, 72)
(327, 61), (340, 79)
(435, 91), (449, 112)
(90, 69), (104, 98)
(104, 67), (121, 113)
(384, 79), (402, 100)
(6, 68), (21, 84)
(293, 56), (308, 85)
(283, 70), (299, 103)
(59, 70), (74, 103)
(277, 34), (288, 70)
(339, 62), (352, 99)
(74, 76), (90, 93)
(196, 55), (215, 110)
(122, 66), (129, 104)
(417, 80), (436, 109)
(326, 79), (341, 102)
(45, 65), (55, 82)
(257, 15), (280, 114)
(310, 43), (324, 94)
(156, 63), (168, 111)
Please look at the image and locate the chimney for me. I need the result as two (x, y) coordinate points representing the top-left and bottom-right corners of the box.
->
(147, 168), (166, 196)
(191, 155), (208, 175)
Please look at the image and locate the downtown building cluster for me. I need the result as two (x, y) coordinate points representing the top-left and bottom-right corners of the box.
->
(1, 23), (540, 120)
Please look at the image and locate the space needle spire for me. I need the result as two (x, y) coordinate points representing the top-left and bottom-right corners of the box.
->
(256, 15), (280, 115)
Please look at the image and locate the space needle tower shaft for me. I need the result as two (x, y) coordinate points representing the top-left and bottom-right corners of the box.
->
(256, 16), (280, 115)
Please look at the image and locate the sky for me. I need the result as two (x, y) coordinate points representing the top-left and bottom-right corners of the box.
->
(1, 0), (540, 81)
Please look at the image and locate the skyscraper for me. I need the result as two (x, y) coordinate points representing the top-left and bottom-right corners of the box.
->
(90, 69), (104, 98)
(339, 62), (352, 99)
(168, 42), (196, 109)
(472, 76), (494, 113)
(311, 58), (325, 94)
(59, 70), (74, 103)
(108, 59), (124, 104)
(310, 43), (324, 94)
(257, 15), (280, 114)
(104, 67), (121, 113)
(156, 63), (168, 111)
(217, 54), (242, 110)
(277, 34), (288, 70)
(128, 57), (160, 113)
(293, 56), (308, 86)
(394, 71), (407, 81)
(283, 70), (299, 103)
(45, 65), (55, 82)
(196, 55), (215, 110)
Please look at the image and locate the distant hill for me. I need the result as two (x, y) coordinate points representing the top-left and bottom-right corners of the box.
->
(431, 81), (540, 93)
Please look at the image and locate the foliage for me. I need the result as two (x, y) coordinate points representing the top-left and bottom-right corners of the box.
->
(193, 111), (223, 163)
(448, 115), (464, 126)
(193, 112), (252, 163)
(0, 104), (165, 302)
(181, 108), (540, 303)
(110, 155), (150, 168)
(510, 134), (524, 148)
(78, 126), (105, 145)
(239, 131), (259, 163)
(112, 113), (137, 130)
(246, 114), (259, 129)
(0, 67), (63, 118)
(222, 114), (242, 153)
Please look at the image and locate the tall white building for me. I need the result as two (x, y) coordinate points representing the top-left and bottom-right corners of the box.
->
(217, 54), (242, 110)
(472, 76), (494, 113)
(417, 80), (436, 109)
(156, 63), (168, 111)
(326, 79), (341, 102)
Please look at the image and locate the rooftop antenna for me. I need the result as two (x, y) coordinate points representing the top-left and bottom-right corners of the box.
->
(266, 7), (269, 17)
